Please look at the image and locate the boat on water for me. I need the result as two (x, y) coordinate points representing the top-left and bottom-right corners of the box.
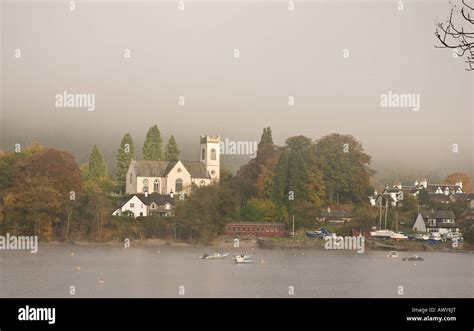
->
(200, 252), (229, 260)
(390, 232), (408, 240)
(402, 255), (424, 261)
(306, 228), (329, 238)
(234, 254), (253, 264)
(387, 251), (399, 258)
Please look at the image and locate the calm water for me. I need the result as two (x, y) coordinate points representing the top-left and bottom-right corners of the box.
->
(0, 244), (473, 298)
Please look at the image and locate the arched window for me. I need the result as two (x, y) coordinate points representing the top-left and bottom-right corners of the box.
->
(201, 148), (205, 161)
(210, 148), (216, 160)
(129, 173), (133, 184)
(175, 178), (183, 192)
(143, 179), (149, 186)
(143, 186), (148, 193)
(153, 179), (160, 193)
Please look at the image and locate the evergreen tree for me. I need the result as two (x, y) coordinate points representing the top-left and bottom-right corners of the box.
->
(116, 133), (135, 187)
(87, 145), (107, 179)
(142, 125), (164, 160)
(165, 135), (180, 161)
(258, 127), (274, 147)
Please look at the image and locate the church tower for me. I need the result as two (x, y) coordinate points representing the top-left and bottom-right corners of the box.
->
(200, 135), (220, 181)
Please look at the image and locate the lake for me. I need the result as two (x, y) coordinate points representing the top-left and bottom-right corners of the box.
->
(0, 244), (473, 298)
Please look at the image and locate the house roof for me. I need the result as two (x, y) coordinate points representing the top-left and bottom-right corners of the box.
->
(131, 160), (210, 179)
(420, 210), (455, 220)
(455, 193), (474, 202)
(119, 193), (175, 208)
(428, 193), (455, 203)
(426, 184), (462, 193)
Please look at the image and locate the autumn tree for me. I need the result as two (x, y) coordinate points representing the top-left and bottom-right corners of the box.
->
(444, 172), (472, 192)
(165, 135), (180, 161)
(142, 125), (164, 160)
(314, 134), (373, 204)
(271, 136), (326, 210)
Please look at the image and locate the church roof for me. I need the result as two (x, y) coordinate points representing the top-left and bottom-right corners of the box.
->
(132, 160), (210, 179)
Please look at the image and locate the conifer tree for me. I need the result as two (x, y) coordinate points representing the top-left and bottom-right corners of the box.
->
(142, 125), (163, 160)
(87, 145), (107, 179)
(165, 135), (180, 161)
(116, 133), (135, 187)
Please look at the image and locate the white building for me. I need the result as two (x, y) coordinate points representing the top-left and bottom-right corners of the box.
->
(125, 135), (220, 195)
(412, 210), (459, 234)
(369, 179), (464, 206)
(112, 193), (175, 218)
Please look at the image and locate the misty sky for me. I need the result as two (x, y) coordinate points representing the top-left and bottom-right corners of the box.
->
(1, 0), (472, 176)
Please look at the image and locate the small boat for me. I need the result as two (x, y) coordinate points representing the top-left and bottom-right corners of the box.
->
(390, 232), (408, 240)
(402, 255), (424, 261)
(305, 228), (329, 238)
(429, 233), (442, 241)
(387, 251), (399, 258)
(200, 252), (229, 260)
(234, 254), (253, 264)
(415, 234), (429, 241)
(370, 229), (395, 238)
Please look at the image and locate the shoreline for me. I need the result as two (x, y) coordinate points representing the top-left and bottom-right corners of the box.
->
(39, 236), (474, 253)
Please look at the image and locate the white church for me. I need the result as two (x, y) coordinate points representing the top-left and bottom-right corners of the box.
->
(125, 135), (220, 196)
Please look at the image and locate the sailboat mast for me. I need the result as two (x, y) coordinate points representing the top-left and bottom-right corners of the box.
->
(384, 198), (388, 230)
(395, 212), (398, 232)
(379, 201), (382, 229)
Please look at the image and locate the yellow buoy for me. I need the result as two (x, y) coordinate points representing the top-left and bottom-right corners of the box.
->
(260, 259), (264, 263)
(70, 252), (75, 256)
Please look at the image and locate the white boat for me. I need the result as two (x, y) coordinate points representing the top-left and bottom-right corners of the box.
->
(201, 252), (229, 260)
(387, 251), (399, 258)
(429, 233), (442, 241)
(234, 254), (253, 264)
(415, 234), (429, 241)
(370, 199), (395, 238)
(370, 229), (395, 238)
(390, 232), (408, 240)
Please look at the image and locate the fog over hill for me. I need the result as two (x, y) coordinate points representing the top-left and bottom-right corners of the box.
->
(1, 1), (472, 180)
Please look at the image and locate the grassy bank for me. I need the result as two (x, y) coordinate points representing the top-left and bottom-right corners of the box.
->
(257, 235), (474, 252)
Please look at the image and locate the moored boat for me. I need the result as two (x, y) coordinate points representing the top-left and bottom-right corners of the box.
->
(370, 229), (395, 238)
(305, 228), (329, 238)
(402, 255), (424, 261)
(390, 232), (408, 240)
(415, 234), (429, 241)
(234, 254), (253, 264)
(201, 252), (229, 260)
(387, 251), (399, 258)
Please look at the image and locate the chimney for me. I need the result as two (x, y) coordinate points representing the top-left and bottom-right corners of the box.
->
(144, 192), (148, 197)
(170, 190), (174, 198)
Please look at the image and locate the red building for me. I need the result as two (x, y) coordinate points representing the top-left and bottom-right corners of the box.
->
(225, 222), (288, 238)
